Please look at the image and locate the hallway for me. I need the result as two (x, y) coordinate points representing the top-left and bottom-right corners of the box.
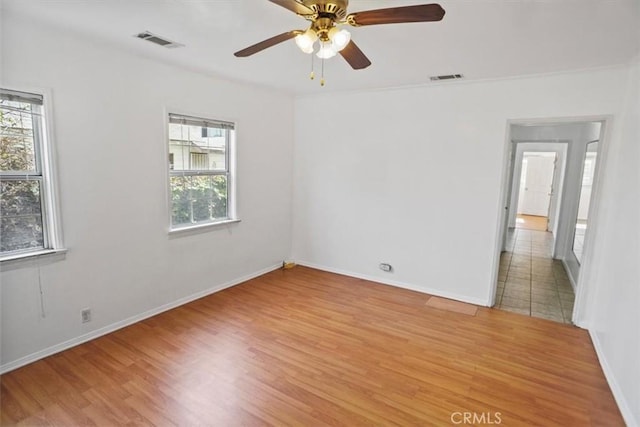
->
(496, 228), (575, 323)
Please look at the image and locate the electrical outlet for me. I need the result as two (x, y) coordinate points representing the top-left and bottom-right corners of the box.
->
(81, 308), (92, 323)
(379, 263), (393, 272)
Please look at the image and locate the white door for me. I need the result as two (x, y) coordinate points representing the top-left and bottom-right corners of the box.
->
(518, 155), (556, 217)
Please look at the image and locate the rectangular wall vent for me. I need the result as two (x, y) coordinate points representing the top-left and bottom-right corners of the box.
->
(429, 74), (464, 81)
(135, 31), (184, 49)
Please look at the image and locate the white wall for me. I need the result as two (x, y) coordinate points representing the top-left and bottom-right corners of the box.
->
(292, 66), (637, 424)
(292, 68), (626, 305)
(580, 58), (640, 427)
(0, 12), (295, 370)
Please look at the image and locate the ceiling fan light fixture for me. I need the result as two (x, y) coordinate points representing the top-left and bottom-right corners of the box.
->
(328, 27), (351, 51)
(316, 43), (337, 59)
(299, 43), (315, 54)
(295, 29), (318, 54)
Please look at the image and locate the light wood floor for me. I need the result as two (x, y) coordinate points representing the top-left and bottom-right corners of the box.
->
(516, 214), (548, 231)
(1, 267), (623, 426)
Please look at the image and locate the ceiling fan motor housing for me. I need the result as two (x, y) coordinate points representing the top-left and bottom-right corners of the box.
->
(304, 0), (349, 20)
(304, 1), (349, 41)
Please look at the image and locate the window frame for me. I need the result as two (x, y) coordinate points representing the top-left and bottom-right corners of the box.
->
(0, 87), (65, 262)
(165, 109), (238, 234)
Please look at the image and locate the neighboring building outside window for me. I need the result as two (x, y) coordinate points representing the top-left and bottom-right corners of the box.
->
(168, 113), (235, 230)
(0, 88), (62, 259)
(190, 152), (209, 170)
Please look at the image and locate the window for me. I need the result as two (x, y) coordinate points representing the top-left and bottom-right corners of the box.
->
(168, 113), (234, 230)
(0, 89), (61, 258)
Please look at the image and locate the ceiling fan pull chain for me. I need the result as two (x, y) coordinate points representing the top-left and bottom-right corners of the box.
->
(310, 51), (315, 80)
(320, 56), (325, 86)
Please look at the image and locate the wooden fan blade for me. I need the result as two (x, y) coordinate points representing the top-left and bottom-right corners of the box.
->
(339, 40), (371, 70)
(346, 4), (445, 27)
(268, 0), (314, 15)
(234, 31), (302, 57)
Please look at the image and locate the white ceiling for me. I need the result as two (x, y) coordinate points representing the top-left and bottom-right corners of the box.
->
(4, 0), (639, 95)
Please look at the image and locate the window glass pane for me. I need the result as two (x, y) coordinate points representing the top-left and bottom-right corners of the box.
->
(0, 179), (44, 252)
(170, 175), (228, 227)
(170, 175), (191, 226)
(0, 99), (37, 172)
(168, 122), (226, 171)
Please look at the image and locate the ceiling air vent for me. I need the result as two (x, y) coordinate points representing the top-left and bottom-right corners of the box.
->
(135, 31), (184, 49)
(429, 74), (464, 81)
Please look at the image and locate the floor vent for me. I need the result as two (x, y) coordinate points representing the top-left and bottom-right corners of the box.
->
(429, 74), (464, 81)
(135, 31), (184, 48)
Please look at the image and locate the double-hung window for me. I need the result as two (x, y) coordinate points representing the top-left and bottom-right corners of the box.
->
(168, 113), (235, 231)
(0, 89), (61, 259)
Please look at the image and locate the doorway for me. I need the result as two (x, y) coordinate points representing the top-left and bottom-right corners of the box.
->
(505, 143), (567, 250)
(493, 119), (606, 325)
(515, 152), (557, 231)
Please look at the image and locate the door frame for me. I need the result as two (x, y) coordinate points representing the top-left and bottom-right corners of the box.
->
(491, 115), (612, 328)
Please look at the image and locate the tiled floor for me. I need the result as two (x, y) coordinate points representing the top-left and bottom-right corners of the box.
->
(496, 228), (575, 324)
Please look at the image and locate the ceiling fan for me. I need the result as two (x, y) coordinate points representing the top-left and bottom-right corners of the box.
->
(234, 0), (445, 79)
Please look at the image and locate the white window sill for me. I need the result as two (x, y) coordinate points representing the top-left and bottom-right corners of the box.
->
(168, 218), (241, 236)
(0, 248), (68, 265)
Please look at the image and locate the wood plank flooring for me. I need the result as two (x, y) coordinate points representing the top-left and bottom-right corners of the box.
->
(0, 267), (623, 426)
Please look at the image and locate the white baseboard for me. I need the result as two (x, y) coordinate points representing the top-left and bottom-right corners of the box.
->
(589, 329), (638, 427)
(561, 258), (578, 292)
(0, 263), (283, 374)
(296, 260), (488, 307)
